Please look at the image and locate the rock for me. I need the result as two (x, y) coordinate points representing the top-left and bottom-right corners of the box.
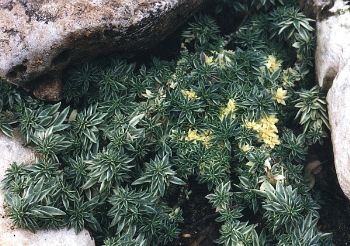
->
(0, 0), (206, 100)
(304, 160), (322, 188)
(316, 1), (350, 90)
(0, 227), (95, 246)
(326, 62), (350, 199)
(315, 0), (350, 199)
(0, 133), (96, 246)
(299, 0), (335, 19)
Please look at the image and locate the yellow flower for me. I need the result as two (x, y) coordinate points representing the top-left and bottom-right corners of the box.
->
(261, 134), (279, 148)
(240, 143), (252, 153)
(205, 55), (214, 65)
(185, 129), (200, 142)
(249, 115), (280, 149)
(261, 115), (278, 127)
(181, 89), (199, 100)
(274, 88), (288, 105)
(245, 120), (259, 130)
(265, 55), (281, 73)
(199, 130), (212, 147)
(184, 129), (211, 147)
(226, 99), (236, 111)
(220, 99), (236, 120)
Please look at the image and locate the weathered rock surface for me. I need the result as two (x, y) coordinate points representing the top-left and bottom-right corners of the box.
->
(0, 0), (205, 100)
(313, 0), (350, 199)
(326, 61), (350, 200)
(0, 133), (95, 246)
(316, 1), (350, 90)
(299, 0), (335, 19)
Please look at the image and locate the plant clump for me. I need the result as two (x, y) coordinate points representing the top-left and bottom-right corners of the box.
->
(0, 0), (332, 245)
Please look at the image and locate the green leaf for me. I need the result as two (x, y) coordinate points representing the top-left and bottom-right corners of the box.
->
(37, 206), (66, 216)
(129, 114), (145, 127)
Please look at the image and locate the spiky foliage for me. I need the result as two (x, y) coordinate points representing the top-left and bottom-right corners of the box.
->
(295, 86), (329, 144)
(0, 82), (21, 137)
(0, 1), (332, 245)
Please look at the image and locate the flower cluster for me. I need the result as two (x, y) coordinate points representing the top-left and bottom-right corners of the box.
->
(265, 55), (281, 73)
(246, 115), (280, 148)
(239, 143), (252, 152)
(181, 89), (199, 100)
(274, 87), (288, 105)
(184, 129), (211, 146)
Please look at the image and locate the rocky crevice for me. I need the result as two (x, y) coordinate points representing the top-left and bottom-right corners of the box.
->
(0, 0), (206, 100)
(301, 0), (350, 200)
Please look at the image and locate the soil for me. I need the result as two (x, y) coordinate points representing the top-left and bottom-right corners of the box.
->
(169, 179), (220, 246)
(314, 141), (350, 245)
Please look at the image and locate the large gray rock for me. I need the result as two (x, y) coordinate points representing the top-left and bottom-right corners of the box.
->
(314, 0), (350, 199)
(299, 0), (335, 19)
(0, 0), (205, 100)
(316, 0), (350, 89)
(0, 133), (95, 246)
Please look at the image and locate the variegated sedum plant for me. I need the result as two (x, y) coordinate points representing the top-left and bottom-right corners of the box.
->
(0, 0), (333, 245)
